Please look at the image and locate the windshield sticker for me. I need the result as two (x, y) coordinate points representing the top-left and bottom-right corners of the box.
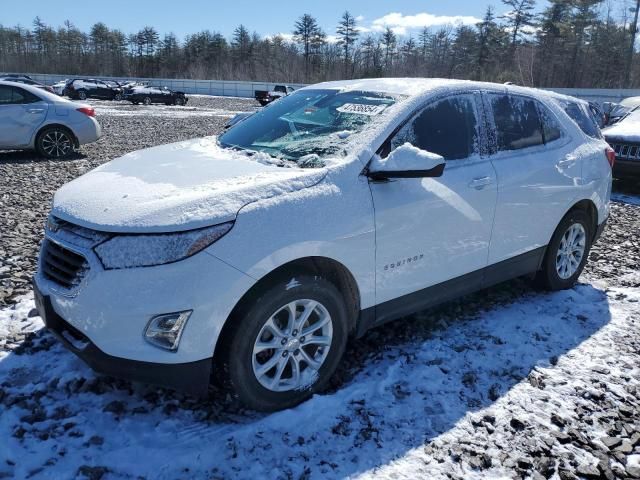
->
(336, 103), (388, 116)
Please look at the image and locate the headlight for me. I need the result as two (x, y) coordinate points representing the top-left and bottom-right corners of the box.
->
(94, 222), (233, 269)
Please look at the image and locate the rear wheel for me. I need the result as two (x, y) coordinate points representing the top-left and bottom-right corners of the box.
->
(143, 96), (152, 106)
(36, 127), (75, 159)
(220, 274), (348, 411)
(77, 90), (87, 100)
(535, 210), (592, 291)
(114, 92), (123, 101)
(175, 97), (185, 106)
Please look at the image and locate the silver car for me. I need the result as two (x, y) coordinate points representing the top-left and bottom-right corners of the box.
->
(0, 80), (101, 158)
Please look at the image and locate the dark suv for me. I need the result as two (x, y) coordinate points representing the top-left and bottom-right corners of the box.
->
(65, 79), (124, 101)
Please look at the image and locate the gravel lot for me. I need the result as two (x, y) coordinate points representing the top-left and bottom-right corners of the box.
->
(0, 96), (639, 479)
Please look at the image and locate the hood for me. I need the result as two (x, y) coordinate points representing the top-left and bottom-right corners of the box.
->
(603, 114), (640, 143)
(52, 136), (327, 233)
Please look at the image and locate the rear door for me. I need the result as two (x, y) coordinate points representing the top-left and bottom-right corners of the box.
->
(369, 92), (497, 319)
(485, 92), (580, 266)
(0, 86), (48, 148)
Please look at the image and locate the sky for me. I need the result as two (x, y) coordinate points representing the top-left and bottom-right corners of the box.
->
(5, 0), (546, 40)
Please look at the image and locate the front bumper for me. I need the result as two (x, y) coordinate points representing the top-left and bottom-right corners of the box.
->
(34, 280), (211, 395)
(613, 159), (640, 177)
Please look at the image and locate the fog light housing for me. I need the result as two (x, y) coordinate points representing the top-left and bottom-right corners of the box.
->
(144, 311), (191, 351)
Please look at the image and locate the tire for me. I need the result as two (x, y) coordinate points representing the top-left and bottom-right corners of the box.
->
(220, 274), (349, 411)
(77, 90), (87, 100)
(535, 210), (592, 291)
(143, 96), (152, 106)
(114, 93), (123, 101)
(175, 97), (185, 106)
(36, 126), (75, 159)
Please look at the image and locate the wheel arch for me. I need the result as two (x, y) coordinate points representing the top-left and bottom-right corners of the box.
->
(566, 198), (598, 240)
(33, 123), (78, 149)
(212, 256), (362, 362)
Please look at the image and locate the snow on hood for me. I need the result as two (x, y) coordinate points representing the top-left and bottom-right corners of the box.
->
(52, 136), (327, 233)
(603, 110), (640, 142)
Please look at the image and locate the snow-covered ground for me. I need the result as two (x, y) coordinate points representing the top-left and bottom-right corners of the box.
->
(1, 255), (639, 478)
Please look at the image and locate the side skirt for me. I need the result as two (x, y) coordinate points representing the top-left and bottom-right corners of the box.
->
(356, 246), (546, 337)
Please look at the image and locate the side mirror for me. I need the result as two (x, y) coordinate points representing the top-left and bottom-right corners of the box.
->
(367, 143), (445, 180)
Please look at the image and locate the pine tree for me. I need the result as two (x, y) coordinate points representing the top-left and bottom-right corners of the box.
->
(336, 11), (359, 78)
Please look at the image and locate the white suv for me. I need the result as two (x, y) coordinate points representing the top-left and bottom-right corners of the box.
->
(33, 79), (613, 411)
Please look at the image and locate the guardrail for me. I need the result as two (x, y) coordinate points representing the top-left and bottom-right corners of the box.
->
(14, 73), (640, 103)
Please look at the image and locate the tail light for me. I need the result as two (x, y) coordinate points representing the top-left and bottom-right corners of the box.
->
(605, 146), (615, 168)
(76, 107), (95, 117)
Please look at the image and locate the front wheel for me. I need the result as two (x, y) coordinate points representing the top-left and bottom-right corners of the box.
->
(77, 90), (87, 100)
(114, 93), (123, 101)
(535, 210), (592, 291)
(142, 96), (152, 106)
(220, 274), (348, 411)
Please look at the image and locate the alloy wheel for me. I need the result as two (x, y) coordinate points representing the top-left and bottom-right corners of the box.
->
(41, 130), (72, 158)
(252, 299), (333, 392)
(555, 223), (586, 279)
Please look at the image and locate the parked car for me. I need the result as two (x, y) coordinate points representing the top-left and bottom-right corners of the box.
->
(65, 78), (124, 101)
(51, 79), (69, 96)
(33, 79), (612, 411)
(0, 74), (55, 94)
(254, 85), (295, 106)
(603, 106), (640, 176)
(0, 80), (101, 158)
(124, 85), (188, 105)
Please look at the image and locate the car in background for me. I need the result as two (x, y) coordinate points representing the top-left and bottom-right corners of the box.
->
(65, 79), (124, 101)
(123, 85), (188, 105)
(0, 74), (56, 94)
(33, 79), (611, 411)
(51, 79), (69, 96)
(254, 85), (295, 106)
(603, 106), (640, 176)
(603, 96), (640, 126)
(0, 80), (101, 158)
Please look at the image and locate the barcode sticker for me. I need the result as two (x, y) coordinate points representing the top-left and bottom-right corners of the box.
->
(336, 103), (387, 116)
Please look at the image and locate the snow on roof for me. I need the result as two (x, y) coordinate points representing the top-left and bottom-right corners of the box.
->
(302, 77), (584, 105)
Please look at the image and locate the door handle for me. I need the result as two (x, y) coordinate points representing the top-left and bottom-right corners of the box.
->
(27, 109), (45, 114)
(468, 176), (493, 189)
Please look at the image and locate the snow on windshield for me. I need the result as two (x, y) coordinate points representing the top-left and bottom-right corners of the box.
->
(219, 89), (404, 165)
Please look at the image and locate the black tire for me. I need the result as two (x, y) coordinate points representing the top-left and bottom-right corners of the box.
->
(220, 274), (349, 411)
(77, 90), (87, 100)
(535, 210), (592, 291)
(114, 93), (123, 101)
(143, 96), (152, 106)
(175, 97), (185, 106)
(36, 126), (76, 159)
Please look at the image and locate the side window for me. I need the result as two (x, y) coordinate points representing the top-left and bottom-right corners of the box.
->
(0, 86), (13, 105)
(563, 101), (602, 139)
(11, 87), (40, 104)
(537, 102), (562, 143)
(391, 95), (479, 161)
(490, 95), (543, 151)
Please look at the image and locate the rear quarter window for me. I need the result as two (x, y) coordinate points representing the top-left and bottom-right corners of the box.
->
(562, 101), (602, 139)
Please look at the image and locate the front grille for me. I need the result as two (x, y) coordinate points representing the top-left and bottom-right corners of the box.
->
(609, 142), (640, 161)
(42, 240), (88, 289)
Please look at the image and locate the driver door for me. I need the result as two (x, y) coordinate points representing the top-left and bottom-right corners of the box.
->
(368, 93), (497, 322)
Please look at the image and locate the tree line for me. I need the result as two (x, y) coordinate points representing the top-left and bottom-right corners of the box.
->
(1, 0), (639, 88)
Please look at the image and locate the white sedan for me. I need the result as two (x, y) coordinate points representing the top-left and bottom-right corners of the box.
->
(34, 78), (612, 411)
(0, 80), (101, 158)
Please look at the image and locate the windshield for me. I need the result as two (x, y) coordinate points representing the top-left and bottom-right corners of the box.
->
(219, 89), (402, 166)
